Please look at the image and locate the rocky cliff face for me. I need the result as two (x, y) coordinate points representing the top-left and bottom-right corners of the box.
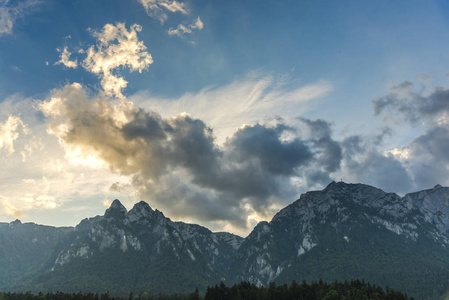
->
(232, 182), (449, 299)
(2, 182), (449, 299)
(31, 199), (242, 295)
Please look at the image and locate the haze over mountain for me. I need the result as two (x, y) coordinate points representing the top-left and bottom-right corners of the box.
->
(1, 182), (449, 299)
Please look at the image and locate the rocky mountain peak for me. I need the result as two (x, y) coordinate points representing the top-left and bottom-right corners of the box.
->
(8, 219), (22, 228)
(322, 181), (361, 196)
(2, 183), (449, 299)
(104, 199), (127, 219)
(404, 184), (449, 229)
(126, 201), (155, 223)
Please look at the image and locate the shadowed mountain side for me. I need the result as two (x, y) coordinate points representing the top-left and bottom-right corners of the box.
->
(1, 182), (449, 299)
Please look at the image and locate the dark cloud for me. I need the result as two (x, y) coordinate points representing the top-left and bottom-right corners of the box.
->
(342, 146), (413, 194)
(306, 170), (333, 187)
(339, 130), (414, 194)
(300, 118), (342, 173)
(41, 85), (322, 230)
(341, 135), (364, 157)
(226, 123), (312, 176)
(372, 81), (449, 123)
(168, 114), (222, 184)
(122, 108), (168, 140)
(404, 126), (449, 188)
(142, 176), (247, 228)
(43, 81), (449, 233)
(371, 79), (449, 192)
(410, 126), (449, 164)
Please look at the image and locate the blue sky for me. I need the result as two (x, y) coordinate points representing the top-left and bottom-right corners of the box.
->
(1, 0), (449, 236)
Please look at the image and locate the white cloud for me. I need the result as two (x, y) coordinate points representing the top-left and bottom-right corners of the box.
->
(55, 46), (78, 68)
(138, 0), (188, 24)
(0, 115), (28, 155)
(82, 23), (153, 98)
(38, 81), (339, 234)
(2, 198), (23, 218)
(20, 137), (43, 161)
(0, 0), (40, 37)
(132, 74), (333, 144)
(0, 3), (15, 36)
(168, 17), (203, 37)
(0, 93), (132, 225)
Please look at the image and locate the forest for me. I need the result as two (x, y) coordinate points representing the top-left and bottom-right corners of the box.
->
(0, 279), (414, 300)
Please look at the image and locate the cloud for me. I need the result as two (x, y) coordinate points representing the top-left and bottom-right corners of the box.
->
(82, 23), (153, 98)
(372, 81), (449, 124)
(132, 74), (333, 144)
(227, 123), (312, 177)
(0, 94), (132, 226)
(340, 136), (413, 193)
(0, 115), (28, 155)
(37, 74), (449, 233)
(168, 17), (203, 37)
(40, 83), (344, 233)
(55, 46), (78, 69)
(2, 198), (23, 218)
(372, 79), (449, 191)
(43, 81), (423, 234)
(299, 118), (342, 173)
(0, 0), (39, 37)
(392, 126), (449, 189)
(0, 4), (14, 36)
(138, 0), (188, 24)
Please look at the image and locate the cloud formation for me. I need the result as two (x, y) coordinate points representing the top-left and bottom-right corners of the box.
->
(340, 132), (413, 193)
(138, 0), (188, 24)
(133, 74), (333, 144)
(0, 0), (39, 36)
(55, 46), (78, 69)
(0, 3), (14, 36)
(372, 80), (449, 191)
(2, 198), (23, 218)
(19, 68), (448, 235)
(0, 115), (28, 155)
(40, 83), (346, 232)
(0, 95), (132, 225)
(82, 23), (153, 99)
(168, 17), (203, 37)
(372, 81), (449, 124)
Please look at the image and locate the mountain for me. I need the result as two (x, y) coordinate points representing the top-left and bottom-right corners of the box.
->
(233, 182), (449, 299)
(16, 200), (243, 296)
(0, 220), (72, 289)
(1, 182), (449, 299)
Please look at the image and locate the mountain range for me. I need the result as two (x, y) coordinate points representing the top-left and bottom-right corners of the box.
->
(1, 181), (449, 299)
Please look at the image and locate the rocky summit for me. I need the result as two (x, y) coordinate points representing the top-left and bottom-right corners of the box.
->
(1, 182), (449, 299)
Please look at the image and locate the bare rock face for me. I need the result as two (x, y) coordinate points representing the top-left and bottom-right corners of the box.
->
(232, 182), (449, 300)
(104, 199), (128, 219)
(2, 182), (449, 299)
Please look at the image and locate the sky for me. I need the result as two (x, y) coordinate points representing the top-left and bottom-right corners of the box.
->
(1, 0), (449, 236)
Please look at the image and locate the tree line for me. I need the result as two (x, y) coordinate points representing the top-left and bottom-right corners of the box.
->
(0, 279), (414, 300)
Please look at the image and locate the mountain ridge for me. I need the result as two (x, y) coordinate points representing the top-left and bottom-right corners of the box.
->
(1, 181), (449, 299)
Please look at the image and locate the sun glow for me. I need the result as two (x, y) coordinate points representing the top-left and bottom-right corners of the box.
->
(387, 147), (410, 160)
(65, 145), (106, 168)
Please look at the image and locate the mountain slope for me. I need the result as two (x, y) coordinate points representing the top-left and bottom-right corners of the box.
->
(22, 200), (242, 295)
(233, 182), (449, 299)
(0, 220), (72, 289)
(1, 182), (449, 299)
